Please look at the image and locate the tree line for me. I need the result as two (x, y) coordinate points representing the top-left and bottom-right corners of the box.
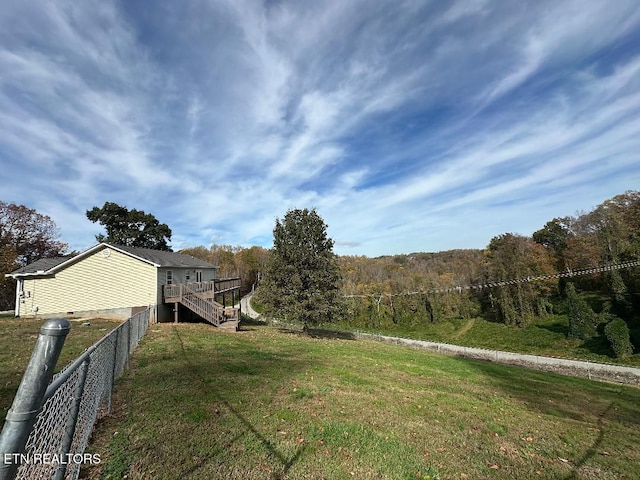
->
(336, 191), (640, 357)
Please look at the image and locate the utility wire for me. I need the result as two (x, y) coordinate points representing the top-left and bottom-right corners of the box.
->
(343, 259), (640, 299)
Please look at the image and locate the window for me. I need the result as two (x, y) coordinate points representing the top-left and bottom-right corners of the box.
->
(166, 270), (173, 285)
(195, 270), (202, 282)
(185, 272), (191, 282)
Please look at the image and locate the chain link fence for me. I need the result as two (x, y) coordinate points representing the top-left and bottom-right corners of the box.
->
(0, 308), (151, 480)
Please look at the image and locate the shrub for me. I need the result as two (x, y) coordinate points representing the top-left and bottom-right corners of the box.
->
(604, 318), (634, 359)
(565, 283), (597, 339)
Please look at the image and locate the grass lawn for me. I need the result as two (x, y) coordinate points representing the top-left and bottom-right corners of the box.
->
(0, 316), (124, 422)
(84, 320), (640, 480)
(329, 314), (640, 367)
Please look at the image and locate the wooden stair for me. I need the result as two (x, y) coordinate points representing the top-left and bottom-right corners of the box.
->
(165, 281), (241, 330)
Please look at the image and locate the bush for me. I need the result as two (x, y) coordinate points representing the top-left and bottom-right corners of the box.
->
(565, 283), (598, 339)
(604, 318), (634, 359)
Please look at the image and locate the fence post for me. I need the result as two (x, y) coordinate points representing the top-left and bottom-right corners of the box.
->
(0, 318), (71, 480)
(53, 358), (90, 480)
(109, 328), (120, 412)
(125, 321), (131, 371)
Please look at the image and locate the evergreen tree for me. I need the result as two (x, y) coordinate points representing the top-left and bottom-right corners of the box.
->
(604, 317), (634, 359)
(565, 282), (598, 339)
(259, 208), (342, 330)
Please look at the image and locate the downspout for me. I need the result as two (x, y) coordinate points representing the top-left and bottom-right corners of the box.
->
(14, 278), (22, 317)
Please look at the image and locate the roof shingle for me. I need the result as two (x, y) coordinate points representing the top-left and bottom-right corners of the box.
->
(10, 257), (70, 275)
(108, 244), (216, 268)
(8, 243), (217, 277)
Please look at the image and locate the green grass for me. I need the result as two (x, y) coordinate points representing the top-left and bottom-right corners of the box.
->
(0, 317), (124, 422)
(85, 321), (640, 479)
(249, 297), (265, 314)
(329, 314), (640, 366)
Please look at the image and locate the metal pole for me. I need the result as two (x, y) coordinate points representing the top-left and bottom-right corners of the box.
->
(0, 318), (71, 480)
(108, 329), (119, 412)
(125, 321), (131, 371)
(53, 358), (89, 480)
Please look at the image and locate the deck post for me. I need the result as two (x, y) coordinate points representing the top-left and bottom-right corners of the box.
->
(174, 302), (179, 323)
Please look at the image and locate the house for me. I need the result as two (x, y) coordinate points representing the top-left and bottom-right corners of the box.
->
(5, 243), (240, 326)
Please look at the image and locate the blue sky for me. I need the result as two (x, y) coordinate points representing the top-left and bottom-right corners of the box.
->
(1, 0), (639, 257)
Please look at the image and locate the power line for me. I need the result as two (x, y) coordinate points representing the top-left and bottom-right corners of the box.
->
(343, 259), (640, 299)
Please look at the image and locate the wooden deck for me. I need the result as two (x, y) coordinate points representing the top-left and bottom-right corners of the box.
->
(163, 278), (242, 330)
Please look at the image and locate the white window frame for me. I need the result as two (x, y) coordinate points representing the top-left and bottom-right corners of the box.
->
(166, 270), (173, 285)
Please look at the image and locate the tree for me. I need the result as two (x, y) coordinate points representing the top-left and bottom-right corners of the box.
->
(235, 246), (270, 294)
(258, 208), (342, 330)
(179, 244), (270, 295)
(0, 201), (68, 265)
(0, 202), (68, 309)
(604, 317), (634, 359)
(86, 202), (172, 250)
(483, 233), (556, 326)
(565, 283), (598, 339)
(533, 217), (572, 269)
(0, 245), (18, 310)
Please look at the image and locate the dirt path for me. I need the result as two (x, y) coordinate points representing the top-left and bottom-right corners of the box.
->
(452, 318), (475, 339)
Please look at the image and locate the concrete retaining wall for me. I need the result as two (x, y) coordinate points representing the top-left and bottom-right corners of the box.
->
(354, 332), (640, 386)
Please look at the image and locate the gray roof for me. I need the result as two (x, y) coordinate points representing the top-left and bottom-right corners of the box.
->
(7, 243), (217, 277)
(10, 257), (70, 275)
(109, 244), (217, 268)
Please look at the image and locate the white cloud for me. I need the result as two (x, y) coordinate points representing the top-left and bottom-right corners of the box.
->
(1, 0), (639, 257)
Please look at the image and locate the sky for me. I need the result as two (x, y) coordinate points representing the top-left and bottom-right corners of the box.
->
(1, 0), (640, 257)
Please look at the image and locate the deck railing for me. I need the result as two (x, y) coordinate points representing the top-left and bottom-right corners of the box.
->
(180, 290), (224, 326)
(163, 279), (241, 303)
(163, 279), (241, 327)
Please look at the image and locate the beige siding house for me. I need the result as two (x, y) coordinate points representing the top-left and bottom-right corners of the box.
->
(6, 243), (218, 322)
